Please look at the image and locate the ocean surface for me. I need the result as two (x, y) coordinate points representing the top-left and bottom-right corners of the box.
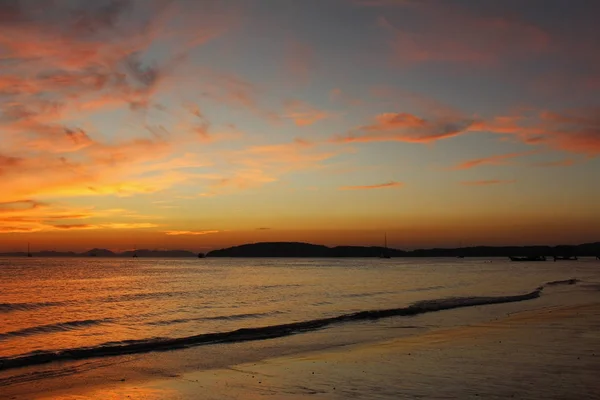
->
(1, 257), (599, 397)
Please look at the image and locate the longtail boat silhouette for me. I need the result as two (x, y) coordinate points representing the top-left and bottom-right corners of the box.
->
(509, 255), (546, 262)
(553, 255), (577, 261)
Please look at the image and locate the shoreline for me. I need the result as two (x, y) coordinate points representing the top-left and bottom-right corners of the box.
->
(36, 300), (600, 400)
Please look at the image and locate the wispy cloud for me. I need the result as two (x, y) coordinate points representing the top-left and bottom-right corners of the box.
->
(461, 180), (515, 186)
(532, 158), (576, 168)
(333, 112), (474, 144)
(0, 200), (159, 233)
(378, 3), (550, 67)
(164, 230), (220, 236)
(448, 151), (537, 170)
(339, 181), (403, 190)
(283, 100), (331, 126)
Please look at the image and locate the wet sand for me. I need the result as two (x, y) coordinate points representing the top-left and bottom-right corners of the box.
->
(30, 295), (600, 400)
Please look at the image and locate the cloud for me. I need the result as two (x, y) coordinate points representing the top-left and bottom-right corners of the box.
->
(333, 112), (475, 144)
(0, 199), (159, 234)
(200, 138), (343, 195)
(164, 230), (220, 236)
(339, 181), (403, 190)
(448, 151), (537, 170)
(283, 100), (331, 126)
(199, 71), (279, 122)
(461, 180), (515, 186)
(378, 3), (550, 66)
(532, 159), (576, 168)
(471, 108), (600, 156)
(337, 104), (600, 156)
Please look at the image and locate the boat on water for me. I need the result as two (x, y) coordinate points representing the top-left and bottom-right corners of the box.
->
(509, 255), (546, 262)
(27, 243), (32, 258)
(553, 255), (578, 261)
(379, 233), (391, 258)
(198, 252), (205, 258)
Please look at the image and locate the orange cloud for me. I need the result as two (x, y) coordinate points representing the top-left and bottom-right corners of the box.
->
(340, 181), (403, 190)
(199, 139), (343, 195)
(461, 180), (515, 186)
(336, 104), (600, 156)
(449, 151), (537, 170)
(200, 72), (279, 123)
(333, 112), (474, 144)
(471, 109), (600, 156)
(0, 198), (159, 234)
(164, 230), (220, 236)
(283, 100), (331, 126)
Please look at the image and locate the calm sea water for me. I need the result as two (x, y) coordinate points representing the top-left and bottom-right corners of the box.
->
(1, 257), (598, 369)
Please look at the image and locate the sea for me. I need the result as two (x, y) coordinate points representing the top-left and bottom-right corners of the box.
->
(1, 257), (599, 398)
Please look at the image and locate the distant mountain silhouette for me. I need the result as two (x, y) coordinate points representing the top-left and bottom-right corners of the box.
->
(206, 242), (406, 257)
(207, 241), (600, 258)
(119, 249), (197, 258)
(83, 248), (116, 257)
(0, 242), (598, 258)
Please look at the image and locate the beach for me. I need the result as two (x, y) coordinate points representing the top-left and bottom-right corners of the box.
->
(1, 258), (600, 399)
(26, 290), (600, 399)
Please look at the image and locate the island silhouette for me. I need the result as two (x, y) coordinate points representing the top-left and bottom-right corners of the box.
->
(1, 241), (599, 258)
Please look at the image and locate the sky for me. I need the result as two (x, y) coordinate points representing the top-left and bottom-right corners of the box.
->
(1, 0), (599, 252)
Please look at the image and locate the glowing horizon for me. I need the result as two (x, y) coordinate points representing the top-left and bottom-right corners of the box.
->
(1, 0), (599, 252)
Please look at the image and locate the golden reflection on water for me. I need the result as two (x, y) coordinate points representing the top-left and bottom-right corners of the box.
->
(41, 386), (181, 400)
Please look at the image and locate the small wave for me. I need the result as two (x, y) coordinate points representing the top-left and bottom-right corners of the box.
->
(147, 311), (283, 326)
(0, 319), (112, 341)
(342, 290), (395, 298)
(0, 301), (66, 314)
(100, 290), (192, 303)
(544, 278), (578, 287)
(0, 278), (577, 372)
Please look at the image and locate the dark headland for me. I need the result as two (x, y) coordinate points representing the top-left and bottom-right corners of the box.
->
(206, 241), (600, 258)
(1, 241), (598, 258)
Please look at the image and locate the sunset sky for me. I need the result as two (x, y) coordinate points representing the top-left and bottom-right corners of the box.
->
(1, 0), (599, 252)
